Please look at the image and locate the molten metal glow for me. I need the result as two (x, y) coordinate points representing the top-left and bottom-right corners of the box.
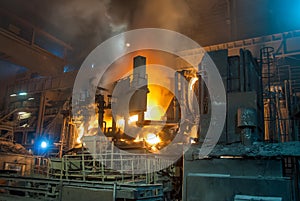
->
(145, 133), (161, 145)
(189, 77), (198, 91)
(128, 115), (138, 124)
(76, 124), (84, 144)
(88, 117), (98, 131)
(134, 135), (143, 142)
(103, 112), (112, 128)
(144, 85), (173, 120)
(116, 118), (125, 128)
(145, 105), (164, 120)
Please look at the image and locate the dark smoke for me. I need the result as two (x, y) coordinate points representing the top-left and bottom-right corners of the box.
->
(108, 0), (193, 31)
(46, 0), (195, 66)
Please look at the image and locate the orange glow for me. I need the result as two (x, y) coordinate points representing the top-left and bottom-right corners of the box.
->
(76, 111), (100, 143)
(76, 124), (84, 144)
(145, 85), (173, 120)
(128, 115), (138, 124)
(87, 116), (98, 131)
(103, 112), (112, 128)
(189, 77), (198, 91)
(116, 118), (125, 129)
(145, 133), (161, 145)
(134, 135), (143, 142)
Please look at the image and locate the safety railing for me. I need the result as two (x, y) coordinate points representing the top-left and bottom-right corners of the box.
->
(48, 153), (173, 183)
(30, 156), (49, 177)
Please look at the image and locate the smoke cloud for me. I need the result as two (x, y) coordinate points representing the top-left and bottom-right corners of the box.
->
(108, 0), (193, 31)
(46, 0), (194, 65)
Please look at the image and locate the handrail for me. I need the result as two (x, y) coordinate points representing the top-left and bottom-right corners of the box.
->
(47, 153), (173, 183)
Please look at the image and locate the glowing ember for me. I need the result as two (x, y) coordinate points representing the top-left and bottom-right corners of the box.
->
(189, 77), (198, 91)
(144, 85), (173, 120)
(76, 124), (84, 143)
(116, 118), (125, 129)
(145, 133), (161, 145)
(133, 135), (143, 142)
(128, 115), (138, 124)
(103, 111), (112, 128)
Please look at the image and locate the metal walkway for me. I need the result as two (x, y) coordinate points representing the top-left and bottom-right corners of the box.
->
(0, 174), (163, 201)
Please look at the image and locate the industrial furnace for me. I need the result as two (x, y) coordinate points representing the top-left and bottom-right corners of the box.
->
(0, 49), (299, 201)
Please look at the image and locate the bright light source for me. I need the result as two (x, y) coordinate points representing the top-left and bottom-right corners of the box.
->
(189, 77), (198, 91)
(128, 115), (138, 124)
(76, 124), (85, 144)
(116, 118), (125, 129)
(10, 93), (17, 97)
(145, 133), (161, 145)
(125, 43), (130, 47)
(220, 156), (243, 159)
(76, 138), (81, 144)
(19, 92), (27, 96)
(18, 111), (31, 119)
(41, 141), (48, 149)
(91, 64), (95, 68)
(190, 138), (197, 144)
(144, 105), (164, 120)
(28, 97), (35, 100)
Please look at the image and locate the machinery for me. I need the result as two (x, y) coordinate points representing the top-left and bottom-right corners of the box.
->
(181, 49), (299, 201)
(0, 47), (300, 201)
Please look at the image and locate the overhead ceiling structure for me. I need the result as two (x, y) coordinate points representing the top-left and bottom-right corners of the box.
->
(1, 0), (300, 63)
(0, 7), (72, 77)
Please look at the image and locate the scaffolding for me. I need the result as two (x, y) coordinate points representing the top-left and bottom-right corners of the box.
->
(260, 47), (298, 142)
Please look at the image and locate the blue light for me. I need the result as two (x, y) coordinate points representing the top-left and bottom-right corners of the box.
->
(41, 141), (48, 149)
(19, 92), (27, 96)
(63, 65), (75, 73)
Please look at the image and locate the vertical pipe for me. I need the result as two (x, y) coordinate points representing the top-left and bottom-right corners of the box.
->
(198, 63), (205, 114)
(113, 183), (117, 201)
(36, 92), (46, 138)
(97, 95), (105, 130)
(244, 51), (250, 91)
(112, 141), (114, 169)
(81, 151), (85, 181)
(239, 49), (245, 92)
(226, 0), (232, 41)
(59, 117), (67, 158)
(112, 117), (116, 135)
(174, 72), (179, 121)
(275, 92), (282, 142)
(284, 80), (291, 141)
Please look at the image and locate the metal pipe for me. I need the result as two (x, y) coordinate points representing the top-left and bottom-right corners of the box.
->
(59, 117), (67, 158)
(284, 80), (291, 141)
(113, 182), (117, 201)
(239, 49), (245, 92)
(36, 92), (46, 137)
(174, 72), (180, 121)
